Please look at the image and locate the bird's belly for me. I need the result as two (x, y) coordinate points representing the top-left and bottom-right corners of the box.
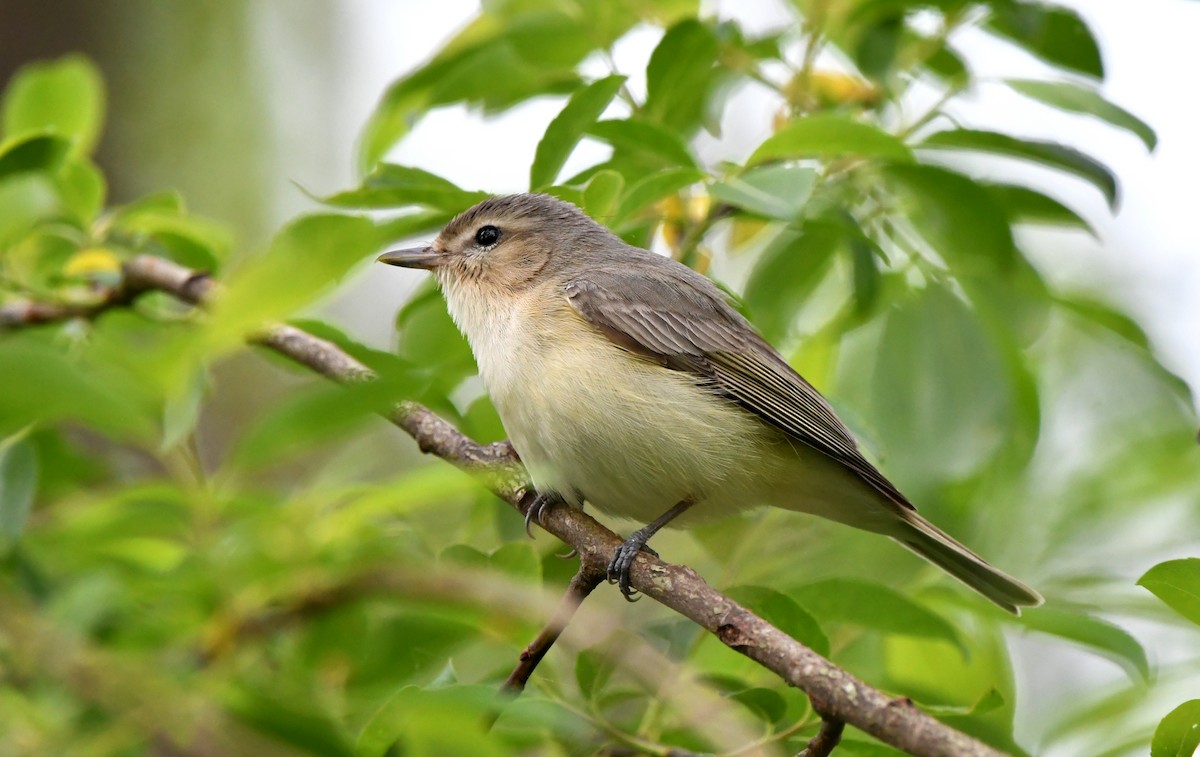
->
(485, 332), (773, 523)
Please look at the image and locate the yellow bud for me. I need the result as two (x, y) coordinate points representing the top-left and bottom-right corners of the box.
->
(64, 247), (121, 277)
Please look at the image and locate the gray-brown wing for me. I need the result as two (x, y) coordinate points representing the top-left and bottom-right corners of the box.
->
(564, 269), (913, 510)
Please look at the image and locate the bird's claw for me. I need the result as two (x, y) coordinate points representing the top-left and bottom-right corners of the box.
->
(606, 538), (659, 602)
(522, 491), (562, 538)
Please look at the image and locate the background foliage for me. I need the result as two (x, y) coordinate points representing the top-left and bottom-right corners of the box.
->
(2, 2), (1198, 756)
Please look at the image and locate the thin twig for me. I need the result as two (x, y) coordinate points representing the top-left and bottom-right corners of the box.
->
(503, 566), (605, 693)
(797, 718), (845, 757)
(5, 253), (1010, 757)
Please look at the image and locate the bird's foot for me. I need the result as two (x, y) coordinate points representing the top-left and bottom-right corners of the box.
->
(606, 536), (659, 602)
(523, 490), (564, 538)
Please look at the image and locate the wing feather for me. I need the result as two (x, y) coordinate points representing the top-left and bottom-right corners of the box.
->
(564, 268), (913, 509)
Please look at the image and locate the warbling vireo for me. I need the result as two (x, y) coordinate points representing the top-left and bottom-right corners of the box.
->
(378, 193), (1042, 614)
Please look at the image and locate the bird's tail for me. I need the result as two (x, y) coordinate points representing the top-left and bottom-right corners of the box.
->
(892, 510), (1042, 615)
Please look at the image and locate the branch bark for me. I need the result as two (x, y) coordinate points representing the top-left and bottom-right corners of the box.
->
(6, 254), (1010, 757)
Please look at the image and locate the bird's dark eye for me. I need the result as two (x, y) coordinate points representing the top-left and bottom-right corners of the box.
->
(475, 225), (501, 247)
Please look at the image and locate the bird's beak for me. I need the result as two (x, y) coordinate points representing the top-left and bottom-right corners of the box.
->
(376, 246), (445, 270)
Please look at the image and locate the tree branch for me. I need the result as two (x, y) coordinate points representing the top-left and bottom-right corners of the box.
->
(503, 565), (605, 694)
(6, 253), (1009, 757)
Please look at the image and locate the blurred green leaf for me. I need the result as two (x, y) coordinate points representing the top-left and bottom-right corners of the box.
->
(357, 684), (506, 757)
(711, 164), (817, 221)
(837, 740), (908, 757)
(1138, 559), (1200, 627)
(0, 173), (59, 247)
(987, 2), (1103, 78)
(790, 578), (965, 653)
(210, 214), (381, 347)
(227, 687), (354, 757)
(586, 118), (698, 170)
(160, 368), (207, 452)
(983, 182), (1095, 236)
(324, 164), (488, 212)
(1, 55), (105, 156)
(644, 19), (719, 133)
(489, 542), (541, 585)
(0, 336), (156, 442)
(1151, 700), (1200, 757)
(749, 114), (913, 165)
(884, 164), (1016, 274)
(612, 167), (705, 225)
(743, 223), (839, 343)
(726, 585), (829, 657)
(920, 128), (1118, 210)
(232, 379), (406, 471)
(729, 686), (788, 724)
(395, 280), (477, 404)
(920, 688), (1005, 718)
(872, 285), (1011, 484)
(1007, 79), (1155, 151)
(357, 11), (593, 173)
(0, 135), (70, 179)
(54, 158), (105, 224)
(1020, 608), (1149, 683)
(581, 169), (625, 222)
(530, 75), (625, 190)
(0, 431), (38, 549)
(575, 648), (615, 701)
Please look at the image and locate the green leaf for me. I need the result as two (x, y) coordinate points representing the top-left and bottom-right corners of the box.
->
(987, 2), (1103, 78)
(710, 164), (817, 221)
(1138, 559), (1200, 627)
(356, 14), (588, 173)
(871, 285), (1011, 484)
(920, 128), (1118, 209)
(612, 167), (706, 225)
(210, 214), (382, 349)
(2, 55), (105, 156)
(489, 542), (541, 585)
(581, 170), (624, 222)
(160, 368), (207, 452)
(395, 280), (477, 402)
(54, 158), (106, 223)
(0, 431), (38, 548)
(575, 648), (615, 700)
(585, 118), (698, 170)
(0, 337), (156, 443)
(323, 164), (488, 212)
(729, 687), (788, 724)
(983, 182), (1095, 236)
(227, 687), (354, 757)
(0, 135), (71, 179)
(919, 688), (1005, 718)
(726, 586), (829, 657)
(644, 19), (719, 133)
(790, 578), (965, 653)
(356, 684), (506, 757)
(0, 173), (59, 246)
(530, 75), (625, 190)
(1151, 700), (1200, 757)
(232, 380), (405, 471)
(1007, 79), (1155, 151)
(749, 113), (914, 165)
(883, 164), (1016, 274)
(743, 223), (839, 343)
(1020, 607), (1149, 683)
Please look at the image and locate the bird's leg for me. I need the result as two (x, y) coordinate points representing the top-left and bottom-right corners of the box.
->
(522, 489), (565, 538)
(608, 499), (695, 601)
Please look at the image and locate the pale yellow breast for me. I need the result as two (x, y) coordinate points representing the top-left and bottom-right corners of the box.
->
(444, 279), (773, 522)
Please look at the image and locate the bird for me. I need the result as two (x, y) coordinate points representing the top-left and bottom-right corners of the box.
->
(378, 193), (1042, 614)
